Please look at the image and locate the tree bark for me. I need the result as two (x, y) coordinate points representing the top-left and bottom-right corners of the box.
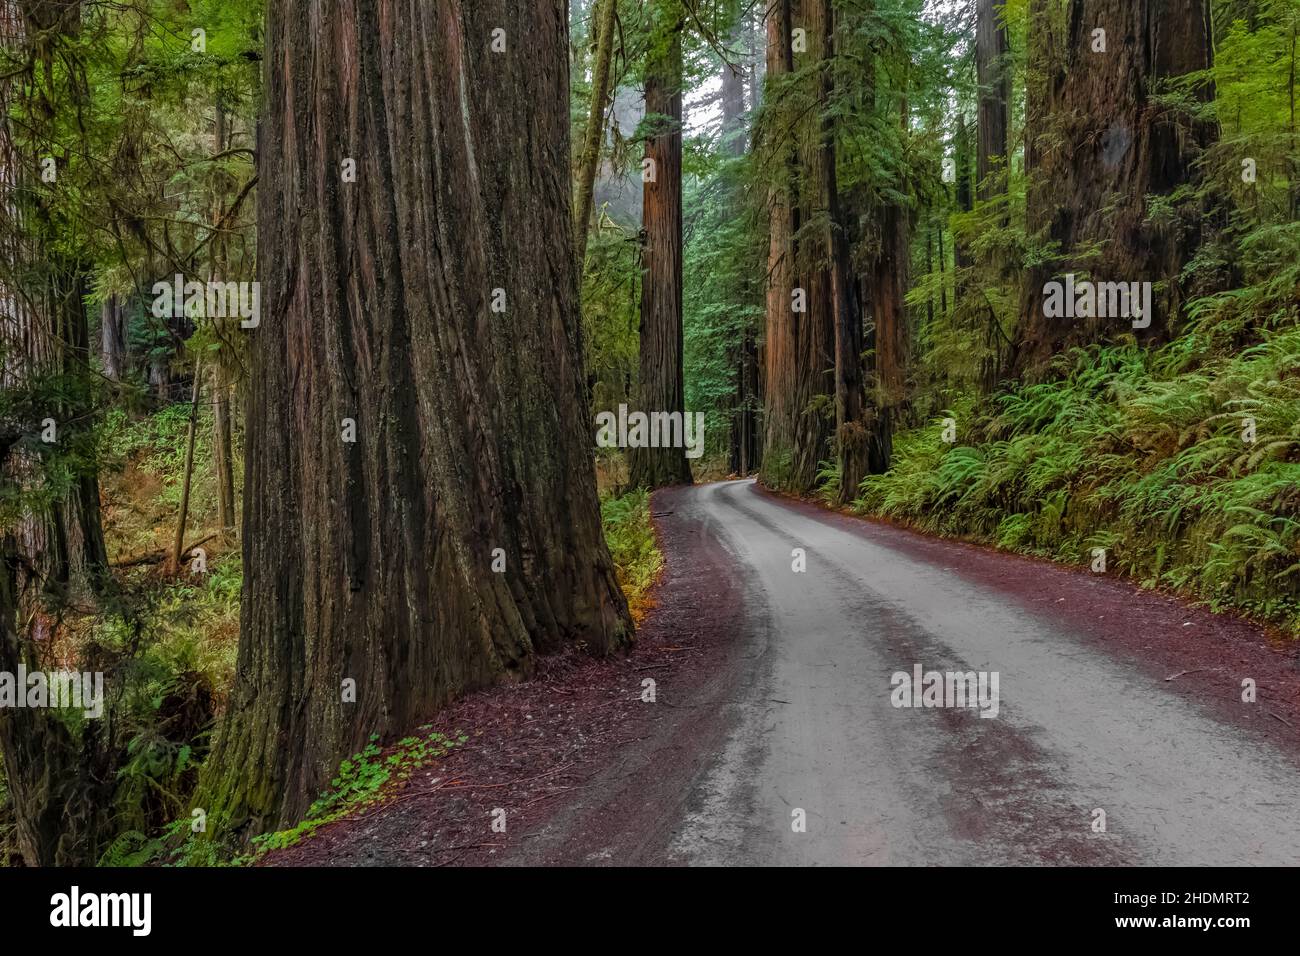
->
(760, 0), (801, 487)
(198, 0), (632, 835)
(861, 203), (911, 473)
(628, 2), (692, 488)
(976, 0), (1010, 204)
(1018, 0), (1217, 372)
(818, 0), (865, 505)
(100, 294), (127, 381)
(573, 0), (618, 268)
(790, 0), (837, 493)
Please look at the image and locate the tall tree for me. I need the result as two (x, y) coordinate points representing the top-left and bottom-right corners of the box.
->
(0, 0), (107, 607)
(761, 0), (836, 493)
(574, 0), (618, 268)
(629, 1), (692, 488)
(199, 0), (632, 834)
(761, 0), (801, 486)
(1018, 0), (1218, 371)
(818, 0), (866, 503)
(791, 0), (838, 493)
(975, 0), (1010, 203)
(722, 20), (762, 476)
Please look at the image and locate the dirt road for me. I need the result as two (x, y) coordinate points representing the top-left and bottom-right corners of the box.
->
(650, 479), (1300, 865)
(272, 479), (1300, 867)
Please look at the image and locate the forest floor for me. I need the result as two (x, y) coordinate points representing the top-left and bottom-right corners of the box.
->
(262, 480), (1300, 866)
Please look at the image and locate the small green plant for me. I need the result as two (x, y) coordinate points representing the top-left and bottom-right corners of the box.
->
(248, 727), (467, 857)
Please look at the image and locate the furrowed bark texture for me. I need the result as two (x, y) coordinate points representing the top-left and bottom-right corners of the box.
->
(1019, 0), (1217, 372)
(628, 6), (692, 489)
(790, 0), (836, 494)
(200, 0), (632, 834)
(860, 202), (910, 474)
(763, 0), (834, 494)
(761, 0), (800, 485)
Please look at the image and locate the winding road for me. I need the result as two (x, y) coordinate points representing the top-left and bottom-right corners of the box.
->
(631, 479), (1300, 866)
(272, 477), (1300, 868)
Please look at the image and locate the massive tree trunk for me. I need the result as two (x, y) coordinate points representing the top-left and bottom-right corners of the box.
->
(789, 0), (837, 494)
(628, 2), (692, 488)
(762, 0), (834, 494)
(1018, 0), (1217, 372)
(818, 0), (865, 505)
(198, 0), (632, 835)
(573, 0), (618, 268)
(760, 0), (801, 487)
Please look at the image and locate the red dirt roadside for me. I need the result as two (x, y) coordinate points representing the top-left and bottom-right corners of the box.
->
(261, 484), (747, 866)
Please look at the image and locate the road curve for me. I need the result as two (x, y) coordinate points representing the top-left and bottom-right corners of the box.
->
(660, 479), (1300, 866)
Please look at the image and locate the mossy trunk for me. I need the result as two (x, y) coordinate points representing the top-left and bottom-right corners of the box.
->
(1018, 0), (1217, 372)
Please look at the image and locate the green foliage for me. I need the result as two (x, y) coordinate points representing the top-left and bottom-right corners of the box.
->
(248, 729), (466, 858)
(98, 727), (467, 867)
(858, 328), (1300, 631)
(683, 152), (765, 465)
(601, 488), (663, 617)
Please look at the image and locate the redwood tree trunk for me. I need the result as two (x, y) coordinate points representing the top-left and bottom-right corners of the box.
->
(861, 203), (911, 474)
(818, 0), (865, 505)
(1018, 0), (1217, 371)
(199, 0), (632, 835)
(790, 0), (836, 493)
(628, 3), (692, 488)
(761, 0), (800, 486)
